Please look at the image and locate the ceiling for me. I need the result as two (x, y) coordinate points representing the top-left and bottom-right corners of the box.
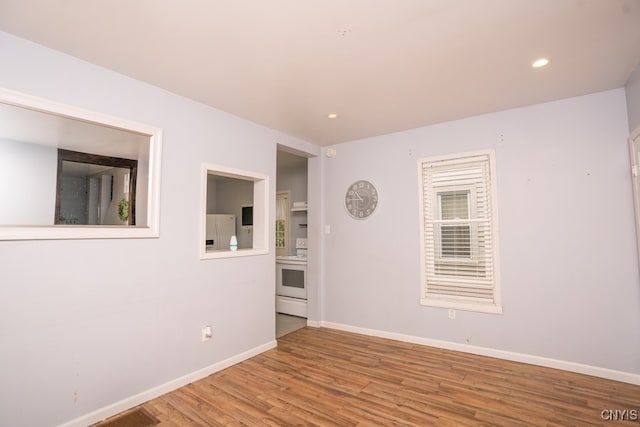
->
(1, 0), (639, 146)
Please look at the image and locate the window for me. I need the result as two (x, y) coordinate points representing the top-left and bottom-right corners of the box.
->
(438, 190), (471, 258)
(275, 191), (290, 256)
(418, 150), (502, 314)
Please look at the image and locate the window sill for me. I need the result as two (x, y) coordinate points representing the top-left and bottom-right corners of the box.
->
(200, 248), (268, 260)
(421, 298), (503, 314)
(0, 225), (159, 240)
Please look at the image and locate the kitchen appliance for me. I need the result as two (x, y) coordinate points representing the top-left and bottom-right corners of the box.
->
(205, 214), (236, 250)
(276, 238), (308, 317)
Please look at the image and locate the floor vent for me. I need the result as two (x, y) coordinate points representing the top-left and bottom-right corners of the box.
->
(91, 408), (158, 427)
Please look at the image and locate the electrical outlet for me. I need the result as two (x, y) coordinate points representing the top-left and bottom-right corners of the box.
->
(448, 309), (456, 319)
(202, 325), (212, 342)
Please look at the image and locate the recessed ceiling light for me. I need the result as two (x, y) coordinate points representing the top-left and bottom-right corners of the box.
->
(532, 58), (550, 68)
(327, 113), (338, 119)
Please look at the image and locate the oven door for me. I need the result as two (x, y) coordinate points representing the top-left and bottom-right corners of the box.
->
(276, 262), (307, 299)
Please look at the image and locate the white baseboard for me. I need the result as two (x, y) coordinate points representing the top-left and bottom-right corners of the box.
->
(318, 321), (640, 386)
(58, 340), (277, 427)
(306, 319), (321, 327)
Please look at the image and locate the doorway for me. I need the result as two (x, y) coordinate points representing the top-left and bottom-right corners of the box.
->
(275, 150), (309, 337)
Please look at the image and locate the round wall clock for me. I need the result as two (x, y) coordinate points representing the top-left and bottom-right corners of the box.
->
(345, 180), (379, 219)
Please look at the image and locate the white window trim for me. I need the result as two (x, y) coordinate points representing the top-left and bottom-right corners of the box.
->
(418, 149), (502, 314)
(0, 87), (163, 240)
(200, 163), (269, 259)
(275, 190), (291, 256)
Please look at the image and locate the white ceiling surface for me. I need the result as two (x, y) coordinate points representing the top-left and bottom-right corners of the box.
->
(0, 0), (639, 146)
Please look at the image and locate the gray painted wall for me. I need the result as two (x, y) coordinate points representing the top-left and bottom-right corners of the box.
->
(627, 60), (640, 132)
(0, 138), (56, 224)
(321, 89), (640, 374)
(0, 31), (316, 427)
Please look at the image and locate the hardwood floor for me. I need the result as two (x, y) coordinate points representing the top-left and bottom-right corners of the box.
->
(97, 327), (640, 426)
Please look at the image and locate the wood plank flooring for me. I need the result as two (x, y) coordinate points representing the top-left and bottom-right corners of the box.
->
(96, 327), (640, 426)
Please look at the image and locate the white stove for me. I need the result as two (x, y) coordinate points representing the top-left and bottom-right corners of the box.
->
(276, 238), (308, 317)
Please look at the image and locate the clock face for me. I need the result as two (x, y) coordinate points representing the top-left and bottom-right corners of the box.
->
(345, 180), (378, 219)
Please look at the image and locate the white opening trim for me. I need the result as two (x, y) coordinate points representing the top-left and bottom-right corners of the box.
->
(200, 163), (269, 259)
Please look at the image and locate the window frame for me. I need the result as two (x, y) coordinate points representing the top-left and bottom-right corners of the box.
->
(200, 163), (269, 260)
(436, 187), (474, 260)
(418, 149), (502, 314)
(275, 190), (291, 256)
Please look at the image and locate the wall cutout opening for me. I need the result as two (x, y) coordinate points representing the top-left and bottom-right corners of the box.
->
(201, 164), (269, 259)
(0, 88), (162, 240)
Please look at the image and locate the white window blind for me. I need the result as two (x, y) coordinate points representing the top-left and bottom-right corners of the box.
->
(418, 151), (502, 314)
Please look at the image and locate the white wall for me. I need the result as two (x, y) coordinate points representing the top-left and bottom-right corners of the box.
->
(0, 31), (316, 427)
(321, 89), (640, 375)
(0, 138), (56, 224)
(627, 60), (640, 132)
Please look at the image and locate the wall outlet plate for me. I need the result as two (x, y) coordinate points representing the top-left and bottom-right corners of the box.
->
(202, 325), (212, 341)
